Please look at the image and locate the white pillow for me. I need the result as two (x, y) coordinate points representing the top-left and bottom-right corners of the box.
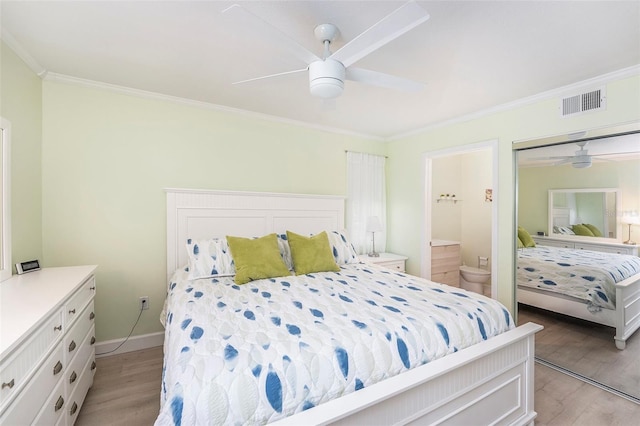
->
(325, 230), (360, 265)
(186, 234), (294, 280)
(185, 238), (235, 280)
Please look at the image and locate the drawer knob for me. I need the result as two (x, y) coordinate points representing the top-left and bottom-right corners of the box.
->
(70, 371), (77, 384)
(1, 379), (14, 389)
(70, 401), (78, 416)
(89, 312), (96, 320)
(53, 361), (63, 375)
(90, 286), (96, 291)
(90, 336), (96, 345)
(54, 325), (62, 332)
(69, 340), (77, 352)
(69, 308), (76, 315)
(91, 361), (97, 371)
(55, 396), (64, 412)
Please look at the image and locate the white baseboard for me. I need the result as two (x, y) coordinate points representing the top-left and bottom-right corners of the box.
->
(95, 331), (164, 358)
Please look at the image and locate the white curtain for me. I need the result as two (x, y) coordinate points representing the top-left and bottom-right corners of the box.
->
(346, 152), (386, 255)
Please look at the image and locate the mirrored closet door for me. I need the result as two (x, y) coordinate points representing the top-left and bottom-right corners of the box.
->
(514, 124), (640, 400)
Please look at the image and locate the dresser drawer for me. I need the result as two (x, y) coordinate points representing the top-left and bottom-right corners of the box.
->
(431, 245), (460, 260)
(65, 276), (96, 326)
(431, 258), (460, 275)
(0, 310), (64, 410)
(67, 355), (96, 425)
(65, 302), (95, 364)
(67, 325), (95, 396)
(432, 271), (460, 287)
(375, 260), (405, 272)
(0, 344), (65, 424)
(32, 376), (66, 426)
(574, 242), (633, 254)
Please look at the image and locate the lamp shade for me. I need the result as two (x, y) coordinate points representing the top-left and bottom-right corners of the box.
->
(366, 216), (383, 233)
(622, 211), (640, 225)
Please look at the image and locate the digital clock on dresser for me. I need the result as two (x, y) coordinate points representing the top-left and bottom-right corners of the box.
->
(15, 259), (41, 274)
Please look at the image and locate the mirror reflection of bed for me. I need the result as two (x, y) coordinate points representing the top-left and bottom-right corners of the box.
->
(515, 125), (640, 402)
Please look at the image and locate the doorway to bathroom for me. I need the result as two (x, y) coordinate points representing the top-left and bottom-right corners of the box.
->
(422, 140), (498, 298)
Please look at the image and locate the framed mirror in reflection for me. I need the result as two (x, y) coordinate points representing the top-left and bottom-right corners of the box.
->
(514, 124), (640, 402)
(548, 188), (619, 241)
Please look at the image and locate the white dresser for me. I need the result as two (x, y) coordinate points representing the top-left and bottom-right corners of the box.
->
(532, 235), (639, 256)
(0, 266), (97, 425)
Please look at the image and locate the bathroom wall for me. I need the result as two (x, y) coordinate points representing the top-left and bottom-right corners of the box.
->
(431, 155), (462, 242)
(431, 149), (492, 268)
(459, 150), (493, 268)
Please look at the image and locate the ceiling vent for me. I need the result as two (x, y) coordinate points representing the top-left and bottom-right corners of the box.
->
(560, 87), (606, 117)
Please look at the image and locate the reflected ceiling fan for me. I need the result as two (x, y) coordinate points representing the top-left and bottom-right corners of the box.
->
(222, 1), (430, 99)
(534, 141), (636, 169)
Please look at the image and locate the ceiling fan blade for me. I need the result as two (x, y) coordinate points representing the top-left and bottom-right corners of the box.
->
(345, 67), (425, 92)
(529, 155), (572, 161)
(222, 4), (320, 65)
(552, 158), (573, 165)
(593, 151), (640, 157)
(330, 0), (430, 68)
(233, 68), (308, 85)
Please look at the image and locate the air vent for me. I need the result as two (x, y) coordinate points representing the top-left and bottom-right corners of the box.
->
(561, 87), (606, 117)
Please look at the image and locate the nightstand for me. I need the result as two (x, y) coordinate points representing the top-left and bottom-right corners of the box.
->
(364, 253), (408, 272)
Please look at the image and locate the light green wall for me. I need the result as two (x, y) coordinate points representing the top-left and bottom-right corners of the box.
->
(41, 81), (385, 341)
(4, 36), (639, 340)
(0, 41), (43, 266)
(518, 159), (640, 237)
(386, 75), (640, 312)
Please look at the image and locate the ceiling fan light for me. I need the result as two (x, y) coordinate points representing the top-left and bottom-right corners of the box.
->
(310, 79), (344, 98)
(309, 59), (345, 98)
(572, 157), (592, 168)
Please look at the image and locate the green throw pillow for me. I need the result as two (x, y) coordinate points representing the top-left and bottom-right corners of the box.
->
(517, 226), (536, 248)
(226, 233), (290, 284)
(287, 231), (340, 275)
(571, 224), (595, 237)
(583, 223), (603, 237)
(517, 236), (524, 248)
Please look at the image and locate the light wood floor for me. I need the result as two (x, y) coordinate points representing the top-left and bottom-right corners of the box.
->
(518, 304), (639, 398)
(77, 342), (640, 426)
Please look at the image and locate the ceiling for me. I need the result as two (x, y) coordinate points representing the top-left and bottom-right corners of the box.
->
(2, 1), (639, 139)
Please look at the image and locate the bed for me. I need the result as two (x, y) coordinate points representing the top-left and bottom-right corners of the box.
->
(158, 188), (541, 425)
(517, 245), (640, 350)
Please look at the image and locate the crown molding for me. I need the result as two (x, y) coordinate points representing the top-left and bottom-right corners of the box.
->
(388, 64), (640, 141)
(4, 24), (637, 143)
(43, 73), (384, 142)
(0, 29), (48, 78)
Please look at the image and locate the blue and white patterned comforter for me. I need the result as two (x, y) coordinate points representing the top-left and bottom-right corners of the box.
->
(156, 264), (514, 426)
(517, 246), (640, 310)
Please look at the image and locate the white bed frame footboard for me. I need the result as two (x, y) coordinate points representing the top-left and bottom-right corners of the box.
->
(518, 271), (640, 350)
(166, 188), (542, 425)
(275, 322), (541, 426)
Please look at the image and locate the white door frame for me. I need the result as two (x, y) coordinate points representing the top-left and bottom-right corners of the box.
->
(422, 139), (499, 298)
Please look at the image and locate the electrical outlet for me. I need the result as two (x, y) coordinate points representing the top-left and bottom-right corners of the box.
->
(139, 297), (149, 311)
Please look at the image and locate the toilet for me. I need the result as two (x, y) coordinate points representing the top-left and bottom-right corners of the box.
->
(459, 265), (491, 295)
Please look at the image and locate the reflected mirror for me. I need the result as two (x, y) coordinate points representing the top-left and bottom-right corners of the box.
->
(514, 125), (640, 402)
(549, 188), (619, 240)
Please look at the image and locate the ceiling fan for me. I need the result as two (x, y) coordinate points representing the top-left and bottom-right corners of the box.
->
(222, 1), (430, 99)
(534, 141), (636, 169)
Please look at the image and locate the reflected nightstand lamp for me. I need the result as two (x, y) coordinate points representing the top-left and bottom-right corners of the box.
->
(622, 211), (640, 245)
(366, 216), (383, 257)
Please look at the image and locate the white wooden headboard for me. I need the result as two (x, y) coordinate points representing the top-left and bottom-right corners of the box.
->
(165, 188), (346, 276)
